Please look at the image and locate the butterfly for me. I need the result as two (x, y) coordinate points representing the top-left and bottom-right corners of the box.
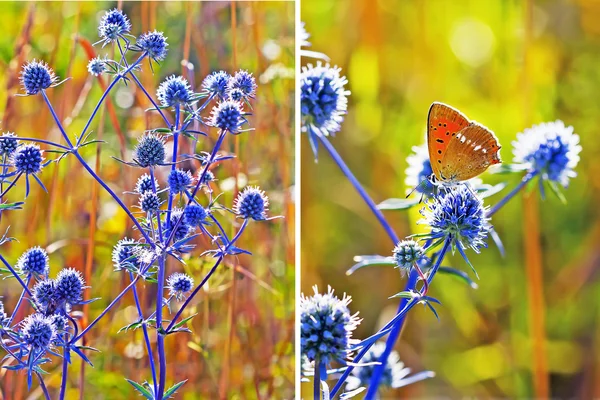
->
(427, 102), (501, 184)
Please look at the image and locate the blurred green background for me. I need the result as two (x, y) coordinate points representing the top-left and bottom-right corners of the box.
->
(0, 1), (294, 399)
(302, 0), (598, 398)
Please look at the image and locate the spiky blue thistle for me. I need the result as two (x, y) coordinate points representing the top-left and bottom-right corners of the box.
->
(54, 268), (85, 305)
(33, 279), (56, 310)
(137, 31), (168, 62)
(227, 70), (257, 99)
(164, 209), (192, 243)
(157, 75), (193, 107)
(233, 186), (269, 221)
(202, 71), (231, 98)
(17, 247), (49, 278)
(166, 272), (194, 300)
(139, 191), (161, 213)
(98, 9), (131, 43)
(168, 169), (193, 194)
(20, 60), (57, 95)
(111, 238), (141, 272)
(87, 57), (107, 76)
(393, 239), (425, 276)
(50, 314), (69, 333)
(183, 204), (207, 227)
(21, 314), (55, 349)
(134, 134), (165, 167)
(209, 100), (245, 133)
(0, 132), (19, 156)
(135, 173), (158, 194)
(12, 144), (44, 175)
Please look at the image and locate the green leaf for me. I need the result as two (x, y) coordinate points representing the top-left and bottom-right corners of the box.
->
(171, 313), (198, 331)
(126, 379), (154, 400)
(163, 380), (187, 399)
(377, 197), (420, 210)
(346, 255), (395, 275)
(389, 290), (419, 300)
(438, 267), (478, 289)
(547, 180), (567, 204)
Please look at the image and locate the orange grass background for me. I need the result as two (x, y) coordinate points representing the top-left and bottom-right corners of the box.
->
(301, 0), (600, 398)
(0, 1), (295, 399)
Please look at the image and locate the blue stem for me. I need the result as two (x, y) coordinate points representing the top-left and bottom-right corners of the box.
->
(165, 105), (181, 238)
(314, 359), (322, 400)
(127, 72), (172, 129)
(156, 255), (167, 399)
(316, 132), (400, 244)
(487, 171), (537, 217)
(36, 372), (51, 400)
(4, 137), (70, 150)
(8, 275), (31, 325)
(59, 344), (69, 399)
(0, 253), (32, 296)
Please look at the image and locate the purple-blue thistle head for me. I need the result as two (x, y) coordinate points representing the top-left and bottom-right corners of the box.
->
(21, 314), (55, 349)
(164, 209), (192, 243)
(300, 62), (349, 136)
(17, 247), (49, 278)
(228, 88), (244, 102)
(227, 70), (257, 99)
(233, 186), (269, 221)
(157, 75), (193, 107)
(50, 314), (69, 333)
(134, 134), (165, 167)
(167, 169), (193, 194)
(20, 60), (57, 95)
(137, 31), (168, 62)
(112, 238), (141, 271)
(209, 100), (245, 133)
(300, 286), (360, 366)
(135, 173), (158, 194)
(183, 204), (207, 227)
(139, 191), (161, 213)
(12, 144), (44, 175)
(199, 170), (215, 185)
(166, 272), (194, 300)
(33, 279), (56, 310)
(513, 121), (581, 188)
(202, 71), (231, 98)
(98, 9), (131, 42)
(54, 268), (85, 305)
(420, 185), (490, 253)
(87, 57), (107, 76)
(0, 132), (19, 156)
(393, 239), (425, 276)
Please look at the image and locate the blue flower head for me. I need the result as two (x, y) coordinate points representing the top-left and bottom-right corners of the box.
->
(420, 185), (490, 255)
(209, 100), (245, 133)
(405, 144), (435, 197)
(87, 57), (107, 76)
(98, 9), (131, 42)
(183, 204), (207, 227)
(55, 268), (85, 305)
(199, 170), (215, 185)
(17, 247), (49, 278)
(22, 314), (55, 349)
(166, 272), (194, 300)
(0, 132), (19, 156)
(137, 31), (168, 62)
(513, 120), (581, 188)
(233, 186), (269, 221)
(12, 144), (44, 175)
(300, 63), (349, 137)
(20, 60), (57, 95)
(157, 75), (193, 107)
(139, 191), (161, 213)
(228, 88), (244, 102)
(202, 71), (231, 98)
(135, 134), (165, 167)
(33, 279), (56, 310)
(135, 173), (158, 194)
(393, 239), (425, 276)
(50, 314), (69, 333)
(164, 209), (192, 243)
(300, 286), (360, 366)
(112, 238), (141, 271)
(227, 70), (257, 99)
(168, 169), (193, 194)
(346, 342), (427, 392)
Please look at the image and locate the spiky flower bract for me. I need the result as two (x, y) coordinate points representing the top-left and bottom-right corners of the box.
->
(20, 60), (57, 95)
(0, 132), (19, 156)
(168, 169), (193, 194)
(135, 173), (158, 194)
(33, 279), (56, 310)
(513, 120), (581, 188)
(420, 185), (490, 254)
(17, 247), (49, 278)
(202, 71), (231, 98)
(300, 63), (349, 137)
(228, 88), (244, 102)
(50, 314), (69, 333)
(300, 286), (360, 366)
(209, 100), (245, 133)
(183, 204), (207, 227)
(164, 209), (192, 243)
(233, 186), (269, 221)
(199, 170), (215, 185)
(112, 238), (141, 271)
(12, 144), (44, 175)
(166, 272), (194, 300)
(98, 9), (131, 42)
(346, 342), (424, 392)
(139, 191), (161, 213)
(157, 75), (193, 107)
(87, 57), (107, 76)
(227, 70), (257, 99)
(393, 239), (425, 275)
(137, 31), (168, 62)
(54, 268), (85, 305)
(22, 314), (55, 349)
(135, 134), (166, 167)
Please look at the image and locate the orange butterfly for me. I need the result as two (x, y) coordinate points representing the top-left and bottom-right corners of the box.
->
(427, 102), (501, 183)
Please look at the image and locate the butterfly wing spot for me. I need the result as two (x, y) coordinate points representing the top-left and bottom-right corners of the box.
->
(437, 150), (442, 154)
(436, 138), (444, 144)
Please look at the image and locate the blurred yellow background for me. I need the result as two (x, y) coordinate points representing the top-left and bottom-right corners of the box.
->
(302, 0), (598, 398)
(0, 2), (294, 399)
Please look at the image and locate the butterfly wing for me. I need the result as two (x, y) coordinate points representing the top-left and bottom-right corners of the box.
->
(427, 102), (470, 180)
(439, 122), (502, 181)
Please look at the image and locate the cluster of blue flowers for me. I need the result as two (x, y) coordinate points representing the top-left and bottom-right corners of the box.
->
(299, 22), (581, 400)
(0, 7), (278, 400)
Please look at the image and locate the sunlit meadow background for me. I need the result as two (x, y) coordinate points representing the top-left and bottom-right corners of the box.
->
(0, 1), (294, 399)
(302, 0), (598, 398)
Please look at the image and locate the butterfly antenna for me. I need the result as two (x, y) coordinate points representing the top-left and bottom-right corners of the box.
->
(406, 178), (429, 199)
